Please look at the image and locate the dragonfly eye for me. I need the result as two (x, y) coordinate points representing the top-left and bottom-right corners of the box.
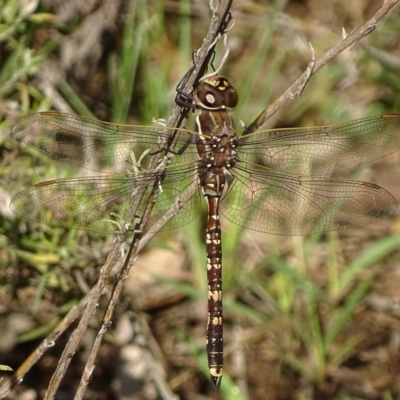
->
(194, 76), (238, 110)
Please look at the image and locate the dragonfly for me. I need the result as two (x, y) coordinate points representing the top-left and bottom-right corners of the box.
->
(10, 75), (400, 388)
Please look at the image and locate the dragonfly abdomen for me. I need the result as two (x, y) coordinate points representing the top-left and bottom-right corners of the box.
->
(204, 194), (224, 388)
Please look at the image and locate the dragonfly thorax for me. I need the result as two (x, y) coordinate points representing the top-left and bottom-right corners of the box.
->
(195, 107), (239, 170)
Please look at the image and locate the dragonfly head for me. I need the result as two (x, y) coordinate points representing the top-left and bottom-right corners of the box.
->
(193, 75), (238, 111)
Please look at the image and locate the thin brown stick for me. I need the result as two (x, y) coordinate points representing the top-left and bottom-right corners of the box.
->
(44, 246), (122, 399)
(244, 0), (400, 135)
(0, 293), (91, 397)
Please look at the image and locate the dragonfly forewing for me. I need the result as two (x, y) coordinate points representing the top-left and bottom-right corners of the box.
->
(11, 111), (202, 174)
(239, 114), (400, 176)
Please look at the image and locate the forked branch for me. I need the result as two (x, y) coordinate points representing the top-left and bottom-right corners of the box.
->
(244, 0), (400, 134)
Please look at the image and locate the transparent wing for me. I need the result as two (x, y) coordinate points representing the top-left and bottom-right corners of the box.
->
(11, 112), (201, 173)
(239, 114), (400, 175)
(10, 163), (200, 234)
(221, 162), (397, 235)
(12, 112), (399, 236)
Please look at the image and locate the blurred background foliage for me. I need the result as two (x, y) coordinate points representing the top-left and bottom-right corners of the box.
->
(0, 0), (400, 399)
